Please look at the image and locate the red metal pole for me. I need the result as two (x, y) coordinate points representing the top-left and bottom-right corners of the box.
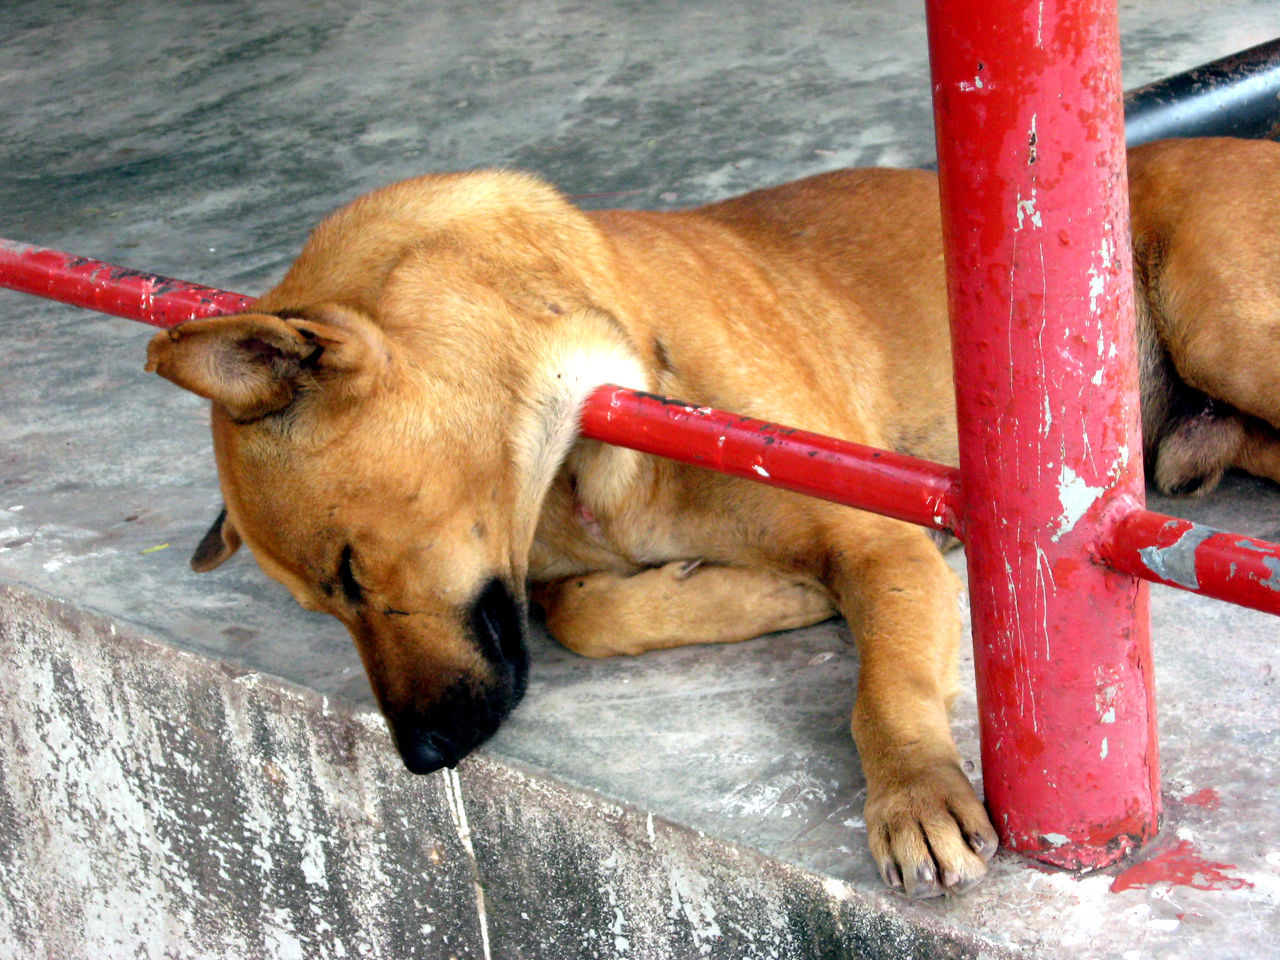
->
(1100, 511), (1280, 617)
(580, 386), (964, 536)
(0, 238), (252, 327)
(926, 0), (1160, 868)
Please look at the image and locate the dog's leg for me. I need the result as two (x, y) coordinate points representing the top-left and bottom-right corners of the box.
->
(535, 562), (836, 658)
(1231, 419), (1280, 488)
(821, 514), (998, 898)
(1148, 397), (1246, 497)
(1149, 321), (1280, 492)
(1138, 270), (1280, 493)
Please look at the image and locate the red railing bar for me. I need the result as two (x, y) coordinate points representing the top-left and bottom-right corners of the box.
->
(3, 238), (1280, 615)
(0, 238), (252, 327)
(1099, 510), (1280, 616)
(579, 385), (965, 536)
(0, 239), (966, 536)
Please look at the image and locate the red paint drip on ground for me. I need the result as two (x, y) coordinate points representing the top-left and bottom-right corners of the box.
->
(1110, 839), (1253, 893)
(1181, 788), (1221, 809)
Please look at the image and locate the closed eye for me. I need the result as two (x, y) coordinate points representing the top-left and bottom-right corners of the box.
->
(337, 544), (364, 606)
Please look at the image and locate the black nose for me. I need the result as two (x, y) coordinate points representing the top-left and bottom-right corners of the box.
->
(391, 720), (459, 775)
(469, 577), (529, 683)
(385, 672), (517, 776)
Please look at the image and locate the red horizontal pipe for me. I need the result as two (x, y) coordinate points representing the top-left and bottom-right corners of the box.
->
(580, 386), (965, 536)
(0, 238), (252, 327)
(1100, 509), (1280, 617)
(0, 238), (966, 535)
(5, 236), (1280, 617)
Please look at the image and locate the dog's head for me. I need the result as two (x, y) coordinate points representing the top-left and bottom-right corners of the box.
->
(146, 172), (648, 773)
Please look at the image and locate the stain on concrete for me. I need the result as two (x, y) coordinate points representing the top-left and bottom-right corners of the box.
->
(1110, 838), (1254, 893)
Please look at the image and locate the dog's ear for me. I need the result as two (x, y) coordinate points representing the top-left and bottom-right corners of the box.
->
(283, 304), (392, 400)
(146, 307), (391, 420)
(146, 313), (321, 421)
(190, 506), (241, 572)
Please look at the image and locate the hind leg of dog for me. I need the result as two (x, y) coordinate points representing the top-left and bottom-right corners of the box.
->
(1150, 403), (1245, 497)
(1159, 408), (1280, 491)
(1232, 419), (1280, 488)
(536, 562), (837, 658)
(1143, 176), (1280, 430)
(820, 513), (997, 898)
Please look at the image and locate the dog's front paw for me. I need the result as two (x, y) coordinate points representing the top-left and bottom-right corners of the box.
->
(865, 761), (997, 898)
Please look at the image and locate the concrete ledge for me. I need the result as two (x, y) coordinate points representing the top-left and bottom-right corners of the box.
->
(0, 583), (1012, 959)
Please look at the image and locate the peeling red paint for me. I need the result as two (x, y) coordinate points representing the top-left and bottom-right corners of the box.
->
(925, 0), (1159, 868)
(580, 386), (965, 535)
(1101, 511), (1280, 616)
(1110, 839), (1253, 893)
(1181, 788), (1222, 809)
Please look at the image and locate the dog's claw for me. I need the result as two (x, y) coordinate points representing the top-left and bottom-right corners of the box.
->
(865, 760), (997, 899)
(880, 860), (904, 890)
(968, 829), (998, 861)
(943, 868), (983, 896)
(908, 861), (943, 899)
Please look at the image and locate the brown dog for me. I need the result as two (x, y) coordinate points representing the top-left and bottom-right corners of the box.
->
(1131, 138), (1280, 496)
(146, 137), (1280, 899)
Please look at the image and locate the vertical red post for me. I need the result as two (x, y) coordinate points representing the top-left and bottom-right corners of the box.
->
(925, 0), (1160, 867)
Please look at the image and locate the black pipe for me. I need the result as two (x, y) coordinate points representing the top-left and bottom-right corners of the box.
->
(1124, 38), (1280, 145)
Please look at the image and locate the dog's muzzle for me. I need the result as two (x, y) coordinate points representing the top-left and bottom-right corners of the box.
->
(390, 717), (464, 775)
(387, 577), (530, 775)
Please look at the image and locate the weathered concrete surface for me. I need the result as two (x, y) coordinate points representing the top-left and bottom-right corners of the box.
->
(0, 584), (1017, 960)
(3, 1), (1280, 958)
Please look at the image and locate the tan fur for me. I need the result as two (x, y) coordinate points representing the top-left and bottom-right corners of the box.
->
(147, 137), (1280, 899)
(1131, 138), (1280, 495)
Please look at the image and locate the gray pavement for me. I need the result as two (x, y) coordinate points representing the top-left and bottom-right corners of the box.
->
(2, 2), (1280, 957)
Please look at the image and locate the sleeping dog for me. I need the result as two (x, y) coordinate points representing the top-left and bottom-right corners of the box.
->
(146, 137), (1280, 898)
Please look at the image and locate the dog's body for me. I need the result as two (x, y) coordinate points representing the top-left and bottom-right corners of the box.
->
(1131, 138), (1280, 496)
(147, 137), (1280, 899)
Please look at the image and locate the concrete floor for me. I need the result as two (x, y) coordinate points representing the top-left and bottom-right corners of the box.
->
(2, 1), (1280, 957)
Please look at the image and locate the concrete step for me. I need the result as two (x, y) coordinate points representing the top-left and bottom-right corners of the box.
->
(0, 582), (1007, 960)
